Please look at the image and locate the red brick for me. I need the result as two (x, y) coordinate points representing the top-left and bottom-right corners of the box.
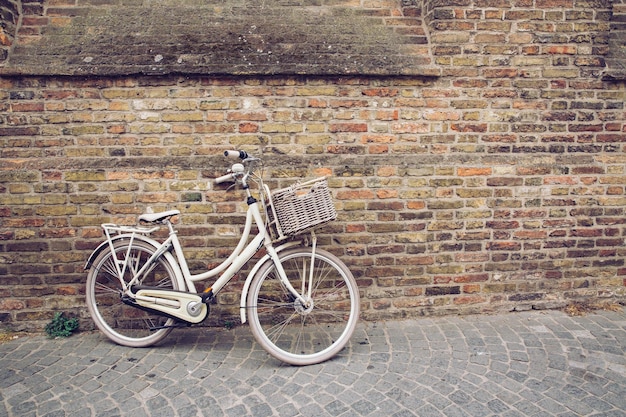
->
(570, 229), (603, 237)
(238, 122), (258, 133)
(536, 0), (573, 6)
(462, 284), (482, 294)
(483, 68), (518, 78)
(4, 218), (46, 228)
(544, 176), (577, 185)
(368, 144), (389, 154)
(458, 167), (492, 176)
(307, 98), (327, 108)
(453, 274), (489, 283)
(0, 299), (26, 310)
(597, 134), (626, 142)
(361, 88), (399, 97)
(11, 102), (45, 112)
(376, 189), (398, 199)
(514, 230), (547, 239)
(407, 201), (426, 210)
(454, 295), (487, 304)
(336, 190), (375, 200)
(346, 224), (366, 233)
(56, 286), (78, 295)
(374, 110), (399, 121)
(544, 45), (577, 55)
(329, 123), (368, 133)
(487, 241), (522, 251)
(361, 134), (396, 143)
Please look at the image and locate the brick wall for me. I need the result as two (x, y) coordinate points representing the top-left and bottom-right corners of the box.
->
(1, 0), (626, 331)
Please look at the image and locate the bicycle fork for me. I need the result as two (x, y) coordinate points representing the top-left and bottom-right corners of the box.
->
(264, 234), (317, 309)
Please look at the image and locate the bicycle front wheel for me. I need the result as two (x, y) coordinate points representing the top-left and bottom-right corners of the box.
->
(86, 240), (179, 347)
(247, 247), (360, 365)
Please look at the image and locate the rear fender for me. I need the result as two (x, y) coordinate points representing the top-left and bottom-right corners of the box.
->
(84, 234), (185, 291)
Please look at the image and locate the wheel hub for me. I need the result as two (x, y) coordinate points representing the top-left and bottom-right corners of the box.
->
(294, 298), (314, 315)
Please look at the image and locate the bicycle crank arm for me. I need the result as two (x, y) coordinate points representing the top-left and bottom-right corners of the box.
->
(130, 289), (209, 324)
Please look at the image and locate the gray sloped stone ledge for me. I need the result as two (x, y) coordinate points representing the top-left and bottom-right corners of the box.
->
(0, 0), (440, 77)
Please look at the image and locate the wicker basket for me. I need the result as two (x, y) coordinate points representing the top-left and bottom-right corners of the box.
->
(270, 179), (337, 237)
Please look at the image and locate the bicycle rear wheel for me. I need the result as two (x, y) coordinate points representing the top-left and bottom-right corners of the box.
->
(86, 240), (179, 347)
(247, 247), (359, 365)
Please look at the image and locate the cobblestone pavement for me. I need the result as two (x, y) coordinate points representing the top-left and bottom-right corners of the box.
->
(1, 309), (625, 417)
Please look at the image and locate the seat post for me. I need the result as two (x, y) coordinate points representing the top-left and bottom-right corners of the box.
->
(165, 220), (177, 236)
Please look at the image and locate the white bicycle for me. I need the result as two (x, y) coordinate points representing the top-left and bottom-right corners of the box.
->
(84, 151), (360, 365)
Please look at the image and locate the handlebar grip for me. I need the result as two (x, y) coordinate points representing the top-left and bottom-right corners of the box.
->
(215, 173), (234, 184)
(224, 150), (249, 160)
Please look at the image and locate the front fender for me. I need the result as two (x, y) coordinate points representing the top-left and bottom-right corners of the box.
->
(239, 241), (302, 324)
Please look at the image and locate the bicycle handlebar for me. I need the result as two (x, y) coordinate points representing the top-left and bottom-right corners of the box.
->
(215, 160), (248, 185)
(224, 150), (248, 160)
(215, 173), (235, 184)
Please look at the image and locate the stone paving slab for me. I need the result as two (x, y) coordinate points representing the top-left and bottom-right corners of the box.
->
(0, 310), (624, 417)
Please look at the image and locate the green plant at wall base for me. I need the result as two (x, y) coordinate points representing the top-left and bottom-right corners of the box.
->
(45, 312), (79, 338)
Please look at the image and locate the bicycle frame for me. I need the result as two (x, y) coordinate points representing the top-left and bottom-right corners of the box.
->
(173, 199), (267, 293)
(106, 183), (310, 325)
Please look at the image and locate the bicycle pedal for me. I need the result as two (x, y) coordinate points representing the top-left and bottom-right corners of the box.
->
(200, 289), (214, 303)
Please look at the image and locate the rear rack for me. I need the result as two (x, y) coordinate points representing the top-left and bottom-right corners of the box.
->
(101, 223), (160, 236)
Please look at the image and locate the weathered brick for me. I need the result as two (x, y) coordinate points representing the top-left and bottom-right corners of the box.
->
(488, 241), (522, 251)
(329, 123), (368, 133)
(458, 167), (492, 176)
(426, 286), (461, 296)
(0, 299), (26, 310)
(0, 127), (41, 136)
(161, 112), (204, 122)
(7, 241), (49, 252)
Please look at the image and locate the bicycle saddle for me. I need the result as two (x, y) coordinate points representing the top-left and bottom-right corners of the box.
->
(138, 210), (180, 223)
